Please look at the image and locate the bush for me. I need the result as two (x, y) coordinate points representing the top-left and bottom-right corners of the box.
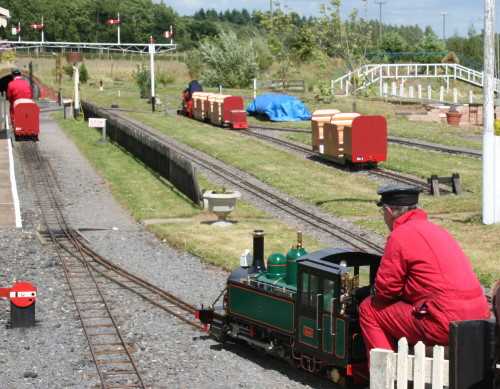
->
(157, 71), (175, 86)
(0, 50), (16, 63)
(79, 63), (89, 84)
(63, 64), (73, 78)
(133, 64), (151, 99)
(198, 30), (258, 88)
(185, 50), (203, 79)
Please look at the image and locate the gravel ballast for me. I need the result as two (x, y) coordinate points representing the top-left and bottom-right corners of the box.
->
(0, 110), (335, 388)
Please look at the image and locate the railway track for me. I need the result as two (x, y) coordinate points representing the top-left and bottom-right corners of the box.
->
(19, 141), (203, 389)
(98, 107), (384, 254)
(250, 125), (482, 159)
(245, 128), (451, 195)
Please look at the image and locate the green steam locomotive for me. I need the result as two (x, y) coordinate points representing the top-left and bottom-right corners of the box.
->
(197, 230), (381, 386)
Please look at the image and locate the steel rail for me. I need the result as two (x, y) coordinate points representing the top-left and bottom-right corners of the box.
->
(243, 128), (447, 194)
(22, 142), (146, 389)
(101, 108), (384, 254)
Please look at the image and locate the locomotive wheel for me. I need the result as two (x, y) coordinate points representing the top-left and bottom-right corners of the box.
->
(329, 368), (346, 386)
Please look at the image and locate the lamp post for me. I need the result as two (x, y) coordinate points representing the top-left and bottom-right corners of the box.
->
(375, 1), (387, 47)
(441, 12), (447, 41)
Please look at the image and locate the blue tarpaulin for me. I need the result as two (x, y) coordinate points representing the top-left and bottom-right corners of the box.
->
(246, 93), (311, 122)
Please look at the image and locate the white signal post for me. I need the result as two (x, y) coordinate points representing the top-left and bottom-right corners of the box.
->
(117, 13), (121, 45)
(149, 38), (156, 112)
(483, 0), (500, 224)
(41, 16), (44, 43)
(73, 64), (80, 115)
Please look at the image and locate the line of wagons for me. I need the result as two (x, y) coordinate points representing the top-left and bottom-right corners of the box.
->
(180, 91), (388, 167)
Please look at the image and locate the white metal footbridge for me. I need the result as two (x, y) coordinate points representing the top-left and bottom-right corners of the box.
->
(332, 63), (500, 95)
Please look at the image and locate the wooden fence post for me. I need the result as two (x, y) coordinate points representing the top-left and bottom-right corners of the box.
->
(414, 341), (426, 389)
(418, 84), (422, 100)
(396, 338), (409, 389)
(370, 349), (395, 389)
(428, 85), (432, 100)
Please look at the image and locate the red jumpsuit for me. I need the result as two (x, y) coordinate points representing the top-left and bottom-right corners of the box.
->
(7, 76), (33, 120)
(359, 209), (490, 352)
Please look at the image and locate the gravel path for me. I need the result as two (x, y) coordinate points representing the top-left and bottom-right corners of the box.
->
(0, 110), (337, 388)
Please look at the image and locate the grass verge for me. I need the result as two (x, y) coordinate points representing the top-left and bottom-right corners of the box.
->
(53, 112), (323, 270)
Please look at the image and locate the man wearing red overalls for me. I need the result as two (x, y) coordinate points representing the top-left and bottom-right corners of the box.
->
(7, 69), (32, 122)
(359, 185), (490, 354)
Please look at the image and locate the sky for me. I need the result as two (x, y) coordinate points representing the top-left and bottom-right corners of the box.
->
(160, 0), (495, 37)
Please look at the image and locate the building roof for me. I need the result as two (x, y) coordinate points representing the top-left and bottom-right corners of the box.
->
(0, 7), (10, 29)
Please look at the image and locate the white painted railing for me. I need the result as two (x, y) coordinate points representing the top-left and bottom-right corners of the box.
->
(370, 338), (449, 389)
(332, 63), (500, 96)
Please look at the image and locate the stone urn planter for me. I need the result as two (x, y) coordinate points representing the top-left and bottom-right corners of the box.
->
(203, 190), (241, 222)
(446, 105), (462, 126)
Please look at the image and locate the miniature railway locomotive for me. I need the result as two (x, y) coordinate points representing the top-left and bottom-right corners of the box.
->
(311, 110), (387, 166)
(12, 98), (40, 141)
(179, 89), (248, 129)
(197, 231), (380, 386)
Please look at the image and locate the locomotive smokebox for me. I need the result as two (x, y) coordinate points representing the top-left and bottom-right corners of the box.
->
(253, 230), (266, 272)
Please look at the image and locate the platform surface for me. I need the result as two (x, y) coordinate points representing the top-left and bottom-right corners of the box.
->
(0, 138), (17, 228)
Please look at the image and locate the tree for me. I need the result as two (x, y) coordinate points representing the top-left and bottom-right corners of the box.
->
(197, 30), (258, 88)
(415, 27), (446, 63)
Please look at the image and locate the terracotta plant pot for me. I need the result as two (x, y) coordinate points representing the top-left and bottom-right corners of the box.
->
(446, 111), (462, 126)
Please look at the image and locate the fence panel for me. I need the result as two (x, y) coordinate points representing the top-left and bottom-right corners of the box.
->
(370, 339), (449, 389)
(82, 101), (201, 206)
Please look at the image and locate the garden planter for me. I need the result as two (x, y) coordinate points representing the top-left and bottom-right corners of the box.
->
(446, 111), (462, 126)
(203, 190), (241, 222)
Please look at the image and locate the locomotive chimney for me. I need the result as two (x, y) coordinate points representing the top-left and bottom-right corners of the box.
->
(252, 230), (266, 272)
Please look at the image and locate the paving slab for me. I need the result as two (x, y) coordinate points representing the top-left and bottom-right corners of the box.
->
(0, 138), (17, 228)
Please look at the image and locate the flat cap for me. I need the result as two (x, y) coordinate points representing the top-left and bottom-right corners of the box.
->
(377, 184), (422, 207)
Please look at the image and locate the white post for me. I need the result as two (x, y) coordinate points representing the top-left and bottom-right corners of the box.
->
(149, 41), (156, 112)
(453, 88), (458, 103)
(399, 82), (405, 97)
(428, 85), (432, 100)
(117, 13), (121, 44)
(41, 16), (44, 43)
(483, 0), (500, 224)
(219, 85), (222, 94)
(383, 82), (388, 96)
(370, 349), (395, 389)
(379, 67), (383, 96)
(345, 80), (350, 96)
(253, 78), (257, 99)
(73, 64), (80, 115)
(446, 76), (450, 93)
(414, 342), (426, 389)
(417, 84), (422, 100)
(409, 86), (414, 99)
(469, 90), (474, 103)
(439, 86), (445, 102)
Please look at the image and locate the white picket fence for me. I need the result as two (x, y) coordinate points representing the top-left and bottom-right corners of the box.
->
(370, 338), (449, 389)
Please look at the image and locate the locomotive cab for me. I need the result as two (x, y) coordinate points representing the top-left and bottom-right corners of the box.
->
(294, 249), (380, 377)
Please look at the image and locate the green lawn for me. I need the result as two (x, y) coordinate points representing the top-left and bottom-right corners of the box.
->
(54, 112), (323, 270)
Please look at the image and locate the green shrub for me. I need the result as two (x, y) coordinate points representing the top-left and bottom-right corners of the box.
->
(157, 71), (175, 86)
(79, 63), (89, 84)
(133, 64), (151, 99)
(63, 64), (73, 78)
(0, 50), (16, 63)
(186, 50), (203, 79)
(198, 30), (258, 88)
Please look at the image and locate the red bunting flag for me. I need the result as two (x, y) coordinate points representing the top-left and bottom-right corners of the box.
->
(30, 23), (44, 30)
(106, 18), (121, 25)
